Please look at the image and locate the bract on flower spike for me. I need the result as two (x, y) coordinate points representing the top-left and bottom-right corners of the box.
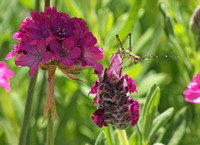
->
(89, 53), (139, 129)
(116, 33), (179, 68)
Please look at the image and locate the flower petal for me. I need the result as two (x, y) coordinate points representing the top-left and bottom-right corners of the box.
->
(68, 47), (81, 59)
(29, 62), (40, 77)
(15, 55), (35, 67)
(5, 51), (18, 60)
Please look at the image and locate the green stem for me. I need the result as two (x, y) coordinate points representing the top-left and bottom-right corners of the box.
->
(103, 127), (112, 145)
(18, 70), (38, 145)
(117, 129), (129, 145)
(35, 0), (40, 12)
(136, 123), (143, 145)
(47, 111), (54, 145)
(35, 71), (46, 120)
(45, 0), (50, 8)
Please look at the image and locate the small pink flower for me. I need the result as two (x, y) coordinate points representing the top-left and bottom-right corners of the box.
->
(125, 74), (138, 94)
(89, 79), (99, 95)
(0, 62), (14, 92)
(44, 6), (70, 24)
(49, 38), (81, 66)
(92, 109), (108, 128)
(81, 33), (104, 74)
(15, 40), (53, 77)
(51, 18), (73, 39)
(128, 98), (139, 126)
(89, 53), (139, 129)
(183, 72), (200, 103)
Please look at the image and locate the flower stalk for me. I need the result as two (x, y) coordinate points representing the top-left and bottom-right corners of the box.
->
(103, 127), (112, 145)
(45, 0), (50, 7)
(18, 70), (38, 145)
(44, 67), (56, 145)
(47, 111), (54, 145)
(117, 129), (129, 145)
(44, 66), (57, 119)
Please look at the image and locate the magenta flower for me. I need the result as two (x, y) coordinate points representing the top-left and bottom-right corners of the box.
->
(89, 53), (139, 129)
(49, 38), (81, 66)
(89, 79), (99, 95)
(6, 6), (104, 78)
(81, 33), (104, 74)
(183, 72), (200, 103)
(125, 74), (138, 94)
(92, 109), (108, 128)
(0, 62), (14, 92)
(15, 40), (53, 77)
(50, 17), (72, 39)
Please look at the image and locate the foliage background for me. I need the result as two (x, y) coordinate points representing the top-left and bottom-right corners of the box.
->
(0, 0), (200, 144)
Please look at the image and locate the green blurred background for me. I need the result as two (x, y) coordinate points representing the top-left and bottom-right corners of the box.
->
(0, 0), (200, 144)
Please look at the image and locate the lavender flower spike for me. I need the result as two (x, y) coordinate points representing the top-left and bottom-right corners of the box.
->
(90, 53), (139, 129)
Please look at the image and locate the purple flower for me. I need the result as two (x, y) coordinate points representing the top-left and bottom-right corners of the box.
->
(89, 79), (99, 95)
(15, 40), (53, 77)
(90, 53), (139, 129)
(128, 98), (139, 126)
(50, 18), (73, 39)
(44, 6), (70, 24)
(49, 38), (81, 66)
(183, 72), (200, 103)
(13, 12), (50, 41)
(6, 6), (104, 79)
(125, 74), (138, 94)
(92, 109), (108, 128)
(0, 62), (14, 92)
(81, 33), (104, 75)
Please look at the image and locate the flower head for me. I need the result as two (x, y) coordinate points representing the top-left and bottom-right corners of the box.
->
(89, 53), (139, 129)
(183, 72), (200, 103)
(6, 6), (103, 78)
(0, 62), (14, 92)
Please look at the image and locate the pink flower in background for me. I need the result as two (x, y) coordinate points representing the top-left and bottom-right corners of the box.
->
(184, 72), (200, 103)
(0, 62), (14, 92)
(89, 53), (139, 129)
(6, 6), (103, 78)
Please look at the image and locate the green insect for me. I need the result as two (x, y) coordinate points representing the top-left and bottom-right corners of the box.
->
(116, 33), (178, 68)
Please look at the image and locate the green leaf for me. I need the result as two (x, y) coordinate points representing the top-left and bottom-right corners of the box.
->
(119, 0), (146, 39)
(95, 131), (107, 145)
(153, 143), (165, 145)
(147, 107), (174, 144)
(136, 73), (167, 97)
(129, 132), (137, 145)
(161, 107), (189, 145)
(159, 2), (175, 38)
(19, 0), (34, 10)
(141, 84), (160, 141)
(168, 120), (186, 145)
(64, 0), (83, 18)
(113, 130), (120, 145)
(103, 126), (113, 145)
